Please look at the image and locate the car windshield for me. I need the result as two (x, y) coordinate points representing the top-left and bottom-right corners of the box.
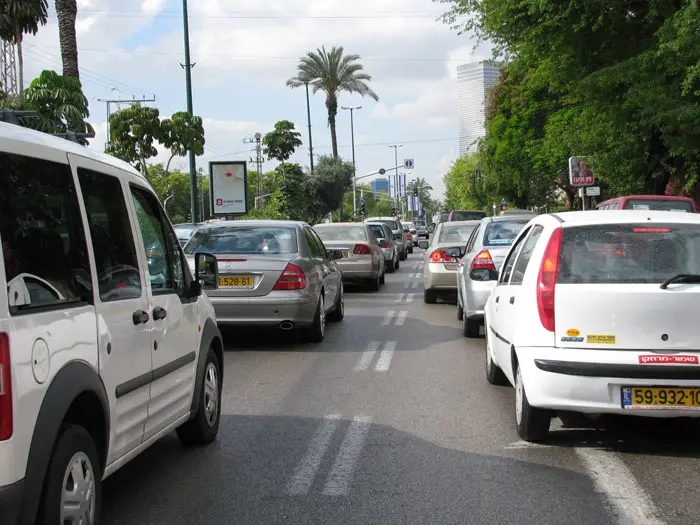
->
(315, 226), (367, 241)
(415, 221), (426, 227)
(558, 223), (700, 284)
(451, 211), (486, 221)
(622, 199), (694, 212)
(439, 224), (477, 243)
(183, 226), (298, 254)
(174, 225), (198, 239)
(483, 220), (529, 246)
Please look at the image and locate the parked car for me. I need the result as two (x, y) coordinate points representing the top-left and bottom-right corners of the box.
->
(366, 221), (400, 272)
(595, 195), (698, 212)
(365, 216), (408, 260)
(313, 222), (385, 290)
(414, 219), (428, 238)
(484, 210), (700, 442)
(173, 222), (204, 247)
(0, 120), (224, 525)
(448, 210), (487, 221)
(456, 214), (533, 336)
(418, 220), (480, 303)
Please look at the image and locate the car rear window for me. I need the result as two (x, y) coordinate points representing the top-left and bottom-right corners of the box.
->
(315, 226), (367, 241)
(622, 199), (694, 212)
(483, 220), (529, 246)
(439, 224), (477, 243)
(415, 221), (426, 227)
(367, 225), (386, 240)
(375, 220), (399, 230)
(184, 226), (298, 254)
(558, 223), (700, 284)
(451, 211), (486, 221)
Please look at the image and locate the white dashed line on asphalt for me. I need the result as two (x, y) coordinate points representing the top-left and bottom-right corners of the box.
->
(374, 341), (396, 372)
(354, 341), (381, 371)
(404, 281), (411, 288)
(322, 415), (373, 496)
(286, 414), (342, 496)
(406, 293), (415, 303)
(395, 293), (405, 302)
(382, 310), (396, 325)
(504, 441), (551, 450)
(394, 293), (415, 303)
(410, 280), (420, 289)
(395, 311), (408, 326)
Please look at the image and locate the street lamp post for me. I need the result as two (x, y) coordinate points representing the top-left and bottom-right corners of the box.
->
(342, 105), (361, 217)
(389, 144), (402, 216)
(305, 82), (314, 174)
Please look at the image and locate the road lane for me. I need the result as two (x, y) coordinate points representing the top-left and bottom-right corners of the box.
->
(102, 250), (700, 525)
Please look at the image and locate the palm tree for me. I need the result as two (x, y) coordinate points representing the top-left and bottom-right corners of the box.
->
(0, 0), (48, 100)
(286, 46), (378, 159)
(55, 0), (79, 79)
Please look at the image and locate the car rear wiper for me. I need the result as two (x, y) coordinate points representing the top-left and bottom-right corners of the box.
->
(660, 274), (700, 289)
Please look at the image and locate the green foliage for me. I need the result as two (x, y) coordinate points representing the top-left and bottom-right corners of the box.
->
(160, 112), (206, 173)
(263, 120), (302, 162)
(306, 155), (354, 222)
(145, 163), (210, 224)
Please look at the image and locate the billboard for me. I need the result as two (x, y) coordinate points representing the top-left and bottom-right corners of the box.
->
(209, 161), (248, 217)
(569, 156), (594, 186)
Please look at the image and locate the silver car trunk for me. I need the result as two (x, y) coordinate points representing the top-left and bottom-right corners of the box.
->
(320, 240), (371, 260)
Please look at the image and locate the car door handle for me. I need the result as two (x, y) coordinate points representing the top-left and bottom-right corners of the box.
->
(509, 296), (515, 304)
(132, 310), (150, 325)
(495, 296), (500, 303)
(153, 307), (167, 321)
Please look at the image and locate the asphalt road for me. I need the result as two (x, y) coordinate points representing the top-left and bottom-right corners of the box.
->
(102, 249), (700, 525)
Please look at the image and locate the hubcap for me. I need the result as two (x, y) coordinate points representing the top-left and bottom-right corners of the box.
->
(60, 452), (96, 525)
(204, 362), (219, 427)
(515, 368), (524, 425)
(319, 296), (326, 335)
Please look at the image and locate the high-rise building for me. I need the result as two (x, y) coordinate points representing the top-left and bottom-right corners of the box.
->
(457, 61), (501, 155)
(370, 178), (389, 194)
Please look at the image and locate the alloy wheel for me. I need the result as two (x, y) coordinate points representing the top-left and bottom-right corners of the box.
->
(60, 451), (96, 525)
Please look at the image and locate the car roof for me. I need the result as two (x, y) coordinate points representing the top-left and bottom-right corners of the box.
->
(481, 215), (533, 224)
(314, 222), (364, 227)
(200, 219), (305, 229)
(605, 195), (695, 202)
(551, 210), (700, 225)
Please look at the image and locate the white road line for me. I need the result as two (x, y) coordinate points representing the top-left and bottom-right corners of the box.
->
(395, 311), (408, 326)
(410, 280), (419, 289)
(374, 341), (397, 371)
(382, 310), (396, 325)
(395, 293), (405, 302)
(322, 415), (373, 496)
(504, 441), (551, 450)
(406, 293), (415, 303)
(354, 341), (380, 371)
(574, 448), (665, 525)
(403, 281), (411, 288)
(287, 414), (342, 496)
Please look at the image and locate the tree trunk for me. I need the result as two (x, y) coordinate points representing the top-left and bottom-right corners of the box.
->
(14, 26), (23, 101)
(326, 94), (339, 158)
(56, 0), (80, 80)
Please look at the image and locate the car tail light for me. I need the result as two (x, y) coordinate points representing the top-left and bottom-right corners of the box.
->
(536, 227), (563, 332)
(353, 244), (372, 255)
(0, 333), (12, 440)
(429, 250), (458, 263)
(273, 263), (307, 290)
(470, 250), (496, 271)
(380, 240), (391, 249)
(410, 229), (417, 234)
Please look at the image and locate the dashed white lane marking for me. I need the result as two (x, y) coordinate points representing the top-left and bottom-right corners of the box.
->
(382, 310), (396, 325)
(395, 310), (408, 326)
(354, 341), (380, 371)
(406, 293), (415, 303)
(395, 293), (405, 302)
(374, 341), (397, 372)
(574, 448), (664, 525)
(504, 441), (551, 450)
(410, 280), (420, 289)
(322, 415), (373, 496)
(404, 281), (411, 288)
(286, 414), (342, 496)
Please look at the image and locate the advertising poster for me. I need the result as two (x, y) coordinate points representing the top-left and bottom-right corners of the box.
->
(210, 161), (248, 216)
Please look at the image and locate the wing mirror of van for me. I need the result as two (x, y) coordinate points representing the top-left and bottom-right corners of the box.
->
(194, 252), (219, 292)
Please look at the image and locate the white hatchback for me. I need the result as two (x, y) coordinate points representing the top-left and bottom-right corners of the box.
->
(485, 210), (700, 442)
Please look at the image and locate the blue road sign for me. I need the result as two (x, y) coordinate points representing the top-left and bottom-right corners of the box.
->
(501, 199), (507, 206)
(360, 198), (365, 205)
(379, 168), (386, 175)
(404, 159), (414, 169)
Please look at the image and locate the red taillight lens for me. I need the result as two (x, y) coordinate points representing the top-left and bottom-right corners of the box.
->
(536, 227), (563, 332)
(353, 244), (372, 255)
(380, 240), (391, 249)
(273, 263), (307, 290)
(0, 333), (12, 440)
(429, 250), (458, 263)
(470, 250), (496, 271)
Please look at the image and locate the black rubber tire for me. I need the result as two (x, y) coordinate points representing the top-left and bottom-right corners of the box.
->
(177, 348), (222, 446)
(515, 364), (552, 442)
(394, 258), (400, 270)
(424, 289), (437, 304)
(386, 260), (395, 273)
(368, 274), (380, 291)
(485, 340), (509, 386)
(463, 314), (480, 338)
(457, 298), (464, 321)
(304, 295), (326, 342)
(408, 246), (413, 254)
(379, 271), (386, 285)
(399, 250), (406, 261)
(37, 424), (102, 525)
(328, 284), (344, 322)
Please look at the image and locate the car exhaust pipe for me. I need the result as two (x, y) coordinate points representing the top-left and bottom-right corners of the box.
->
(279, 321), (295, 330)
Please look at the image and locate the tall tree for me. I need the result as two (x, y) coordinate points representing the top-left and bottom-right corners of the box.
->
(286, 46), (378, 158)
(106, 104), (162, 173)
(160, 111), (206, 176)
(263, 120), (303, 163)
(0, 0), (48, 99)
(55, 0), (79, 79)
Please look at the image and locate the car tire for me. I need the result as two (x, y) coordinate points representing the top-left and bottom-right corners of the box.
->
(462, 314), (480, 338)
(386, 259), (395, 273)
(368, 273), (381, 291)
(515, 363), (551, 442)
(328, 284), (344, 322)
(408, 246), (413, 254)
(394, 257), (400, 270)
(37, 424), (102, 525)
(304, 295), (326, 342)
(485, 335), (509, 386)
(423, 289), (437, 304)
(177, 348), (222, 446)
(457, 299), (464, 321)
(399, 249), (406, 261)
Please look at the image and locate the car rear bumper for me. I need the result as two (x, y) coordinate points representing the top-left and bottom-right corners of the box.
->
(424, 264), (459, 290)
(0, 479), (24, 525)
(519, 347), (700, 417)
(337, 260), (377, 280)
(211, 295), (317, 327)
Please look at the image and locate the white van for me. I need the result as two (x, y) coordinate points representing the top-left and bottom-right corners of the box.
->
(0, 120), (223, 524)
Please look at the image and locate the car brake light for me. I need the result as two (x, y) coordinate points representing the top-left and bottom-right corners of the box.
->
(380, 240), (391, 249)
(470, 250), (496, 271)
(410, 229), (416, 234)
(273, 263), (307, 290)
(429, 250), (458, 263)
(536, 227), (563, 332)
(0, 333), (12, 440)
(633, 227), (670, 233)
(353, 244), (372, 255)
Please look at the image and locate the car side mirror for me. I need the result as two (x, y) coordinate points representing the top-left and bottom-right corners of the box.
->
(328, 249), (344, 260)
(445, 247), (461, 259)
(418, 240), (430, 250)
(195, 252), (219, 291)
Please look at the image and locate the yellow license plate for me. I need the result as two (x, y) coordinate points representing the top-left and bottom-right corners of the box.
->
(622, 387), (700, 410)
(218, 275), (254, 288)
(342, 251), (349, 258)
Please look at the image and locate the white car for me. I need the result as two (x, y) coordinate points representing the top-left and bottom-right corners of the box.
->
(485, 210), (700, 442)
(0, 119), (224, 524)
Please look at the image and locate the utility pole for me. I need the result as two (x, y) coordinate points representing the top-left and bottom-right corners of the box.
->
(305, 82), (314, 174)
(389, 144), (402, 217)
(342, 105), (361, 217)
(97, 95), (156, 150)
(181, 0), (198, 222)
(244, 133), (264, 208)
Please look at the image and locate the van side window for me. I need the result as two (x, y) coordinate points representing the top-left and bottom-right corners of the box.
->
(78, 168), (142, 302)
(0, 153), (92, 312)
(131, 187), (186, 296)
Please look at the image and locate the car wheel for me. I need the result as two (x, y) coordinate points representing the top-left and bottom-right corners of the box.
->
(328, 284), (345, 322)
(457, 296), (464, 321)
(386, 259), (395, 273)
(462, 312), (480, 338)
(368, 273), (380, 291)
(177, 348), (222, 445)
(399, 250), (406, 261)
(408, 246), (413, 254)
(515, 363), (551, 442)
(37, 424), (102, 525)
(304, 295), (326, 342)
(379, 270), (386, 285)
(485, 333), (509, 386)
(394, 256), (400, 270)
(423, 289), (437, 304)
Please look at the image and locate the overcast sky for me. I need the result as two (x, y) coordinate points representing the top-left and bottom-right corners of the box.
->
(22, 0), (491, 200)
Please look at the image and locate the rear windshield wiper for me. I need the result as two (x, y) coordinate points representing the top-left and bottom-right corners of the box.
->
(660, 274), (700, 289)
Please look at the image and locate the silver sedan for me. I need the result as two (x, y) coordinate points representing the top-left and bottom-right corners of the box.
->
(184, 220), (344, 342)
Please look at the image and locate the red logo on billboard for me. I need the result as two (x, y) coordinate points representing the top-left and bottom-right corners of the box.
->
(639, 355), (699, 365)
(225, 172), (232, 177)
(216, 198), (223, 206)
